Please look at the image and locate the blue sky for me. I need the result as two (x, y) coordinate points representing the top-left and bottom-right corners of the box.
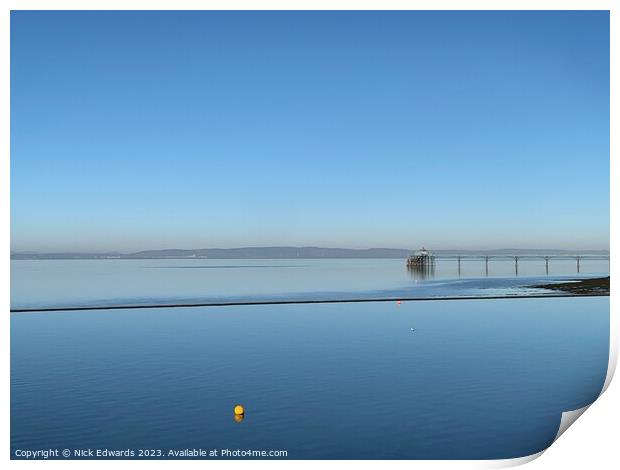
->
(11, 11), (609, 252)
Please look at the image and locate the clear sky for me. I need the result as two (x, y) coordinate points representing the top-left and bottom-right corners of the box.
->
(11, 11), (609, 252)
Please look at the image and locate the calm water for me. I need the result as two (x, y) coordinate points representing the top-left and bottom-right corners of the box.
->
(10, 259), (610, 459)
(11, 297), (608, 459)
(10, 258), (610, 309)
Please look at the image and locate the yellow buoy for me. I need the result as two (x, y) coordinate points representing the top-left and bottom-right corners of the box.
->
(234, 404), (245, 416)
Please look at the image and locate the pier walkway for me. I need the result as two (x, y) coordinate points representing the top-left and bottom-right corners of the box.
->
(430, 254), (609, 275)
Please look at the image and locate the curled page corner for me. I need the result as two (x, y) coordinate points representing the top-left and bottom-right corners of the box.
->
(486, 406), (594, 469)
(491, 306), (615, 468)
(600, 316), (618, 396)
(554, 405), (591, 442)
(540, 309), (615, 452)
(551, 304), (616, 443)
(484, 450), (545, 468)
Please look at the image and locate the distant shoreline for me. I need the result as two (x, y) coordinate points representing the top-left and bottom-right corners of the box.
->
(10, 247), (610, 260)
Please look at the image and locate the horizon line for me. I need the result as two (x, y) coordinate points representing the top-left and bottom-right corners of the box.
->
(10, 245), (611, 255)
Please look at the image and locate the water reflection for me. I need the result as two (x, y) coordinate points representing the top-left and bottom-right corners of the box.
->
(10, 258), (610, 310)
(407, 263), (435, 281)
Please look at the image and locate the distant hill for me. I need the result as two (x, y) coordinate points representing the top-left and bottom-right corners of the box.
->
(10, 246), (610, 260)
(126, 247), (412, 259)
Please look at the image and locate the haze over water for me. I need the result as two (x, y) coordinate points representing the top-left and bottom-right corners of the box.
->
(11, 258), (610, 310)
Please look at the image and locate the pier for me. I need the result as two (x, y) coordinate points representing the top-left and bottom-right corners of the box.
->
(407, 252), (609, 277)
(406, 247), (435, 267)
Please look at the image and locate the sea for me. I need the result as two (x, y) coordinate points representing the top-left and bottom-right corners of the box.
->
(10, 258), (610, 459)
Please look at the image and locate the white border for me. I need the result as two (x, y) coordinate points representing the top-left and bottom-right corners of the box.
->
(2, 2), (616, 468)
